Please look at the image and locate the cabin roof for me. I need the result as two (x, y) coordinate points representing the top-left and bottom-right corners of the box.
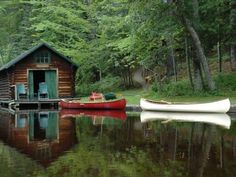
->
(0, 43), (78, 71)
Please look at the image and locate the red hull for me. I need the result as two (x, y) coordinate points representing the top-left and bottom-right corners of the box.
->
(60, 98), (126, 110)
(60, 109), (127, 120)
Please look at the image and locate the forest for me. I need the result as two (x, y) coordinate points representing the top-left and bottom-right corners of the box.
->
(0, 0), (235, 97)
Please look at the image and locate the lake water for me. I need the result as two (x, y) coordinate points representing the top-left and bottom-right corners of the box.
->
(0, 109), (236, 177)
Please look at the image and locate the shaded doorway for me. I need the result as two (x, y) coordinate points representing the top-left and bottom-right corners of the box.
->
(33, 70), (45, 96)
(29, 112), (58, 141)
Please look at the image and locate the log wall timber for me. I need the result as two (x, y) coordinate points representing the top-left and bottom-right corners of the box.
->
(0, 71), (11, 100)
(5, 47), (77, 99)
(0, 111), (12, 138)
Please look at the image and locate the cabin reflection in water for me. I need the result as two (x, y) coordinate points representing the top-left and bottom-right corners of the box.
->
(0, 110), (77, 166)
(28, 112), (58, 141)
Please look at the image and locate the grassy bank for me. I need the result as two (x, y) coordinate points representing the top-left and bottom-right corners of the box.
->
(117, 89), (236, 105)
(78, 72), (236, 105)
(117, 72), (236, 105)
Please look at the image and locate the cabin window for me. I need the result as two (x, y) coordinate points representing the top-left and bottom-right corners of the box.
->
(35, 51), (51, 64)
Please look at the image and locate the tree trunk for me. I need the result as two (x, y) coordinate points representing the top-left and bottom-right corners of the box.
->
(122, 70), (127, 88)
(220, 136), (224, 168)
(191, 0), (204, 91)
(171, 44), (177, 82)
(230, 0), (236, 71)
(185, 37), (194, 89)
(184, 18), (216, 91)
(190, 39), (203, 91)
(127, 66), (134, 87)
(188, 124), (195, 171)
(166, 39), (177, 81)
(194, 126), (214, 177)
(186, 37), (192, 87)
(231, 46), (236, 71)
(166, 53), (174, 76)
(166, 0), (177, 81)
(173, 128), (178, 160)
(192, 0), (200, 28)
(193, 58), (203, 91)
(217, 40), (222, 73)
(217, 7), (222, 72)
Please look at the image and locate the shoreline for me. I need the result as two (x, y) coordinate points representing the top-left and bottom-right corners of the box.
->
(126, 104), (236, 113)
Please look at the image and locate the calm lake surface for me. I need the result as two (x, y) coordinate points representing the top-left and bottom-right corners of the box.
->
(0, 109), (236, 177)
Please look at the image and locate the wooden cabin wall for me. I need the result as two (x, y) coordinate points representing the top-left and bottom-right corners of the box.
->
(0, 71), (11, 99)
(0, 111), (13, 140)
(53, 54), (76, 98)
(8, 47), (76, 99)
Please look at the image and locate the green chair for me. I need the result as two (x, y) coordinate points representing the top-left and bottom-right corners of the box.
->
(16, 113), (28, 128)
(38, 82), (49, 99)
(38, 112), (49, 129)
(16, 83), (27, 100)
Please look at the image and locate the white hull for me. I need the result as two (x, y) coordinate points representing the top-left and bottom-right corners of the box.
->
(140, 98), (230, 113)
(140, 111), (231, 129)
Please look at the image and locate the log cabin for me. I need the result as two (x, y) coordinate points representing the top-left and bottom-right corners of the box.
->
(0, 43), (78, 100)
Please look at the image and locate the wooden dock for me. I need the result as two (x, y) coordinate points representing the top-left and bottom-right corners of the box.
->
(0, 99), (60, 111)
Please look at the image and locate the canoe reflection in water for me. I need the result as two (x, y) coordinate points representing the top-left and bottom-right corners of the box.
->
(60, 109), (127, 124)
(140, 111), (231, 129)
(61, 109), (127, 136)
(0, 110), (77, 167)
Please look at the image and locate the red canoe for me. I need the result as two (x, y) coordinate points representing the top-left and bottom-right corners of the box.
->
(60, 109), (127, 120)
(59, 98), (126, 110)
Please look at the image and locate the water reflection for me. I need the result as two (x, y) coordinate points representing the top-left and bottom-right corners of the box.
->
(141, 113), (236, 177)
(0, 109), (236, 177)
(141, 111), (231, 129)
(60, 109), (127, 120)
(0, 110), (77, 167)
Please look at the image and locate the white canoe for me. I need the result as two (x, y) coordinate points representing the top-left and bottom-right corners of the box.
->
(140, 98), (230, 113)
(140, 111), (231, 129)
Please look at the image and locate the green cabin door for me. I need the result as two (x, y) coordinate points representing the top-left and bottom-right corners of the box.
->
(46, 112), (58, 140)
(28, 70), (57, 99)
(45, 70), (57, 99)
(29, 113), (34, 141)
(28, 71), (34, 100)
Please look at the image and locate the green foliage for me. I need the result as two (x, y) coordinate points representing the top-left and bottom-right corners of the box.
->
(0, 1), (34, 66)
(92, 76), (122, 92)
(215, 72), (236, 93)
(0, 142), (43, 177)
(76, 76), (122, 96)
(0, 0), (234, 95)
(156, 80), (193, 97)
(154, 72), (236, 97)
(198, 0), (232, 51)
(29, 0), (92, 61)
(129, 0), (183, 70)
